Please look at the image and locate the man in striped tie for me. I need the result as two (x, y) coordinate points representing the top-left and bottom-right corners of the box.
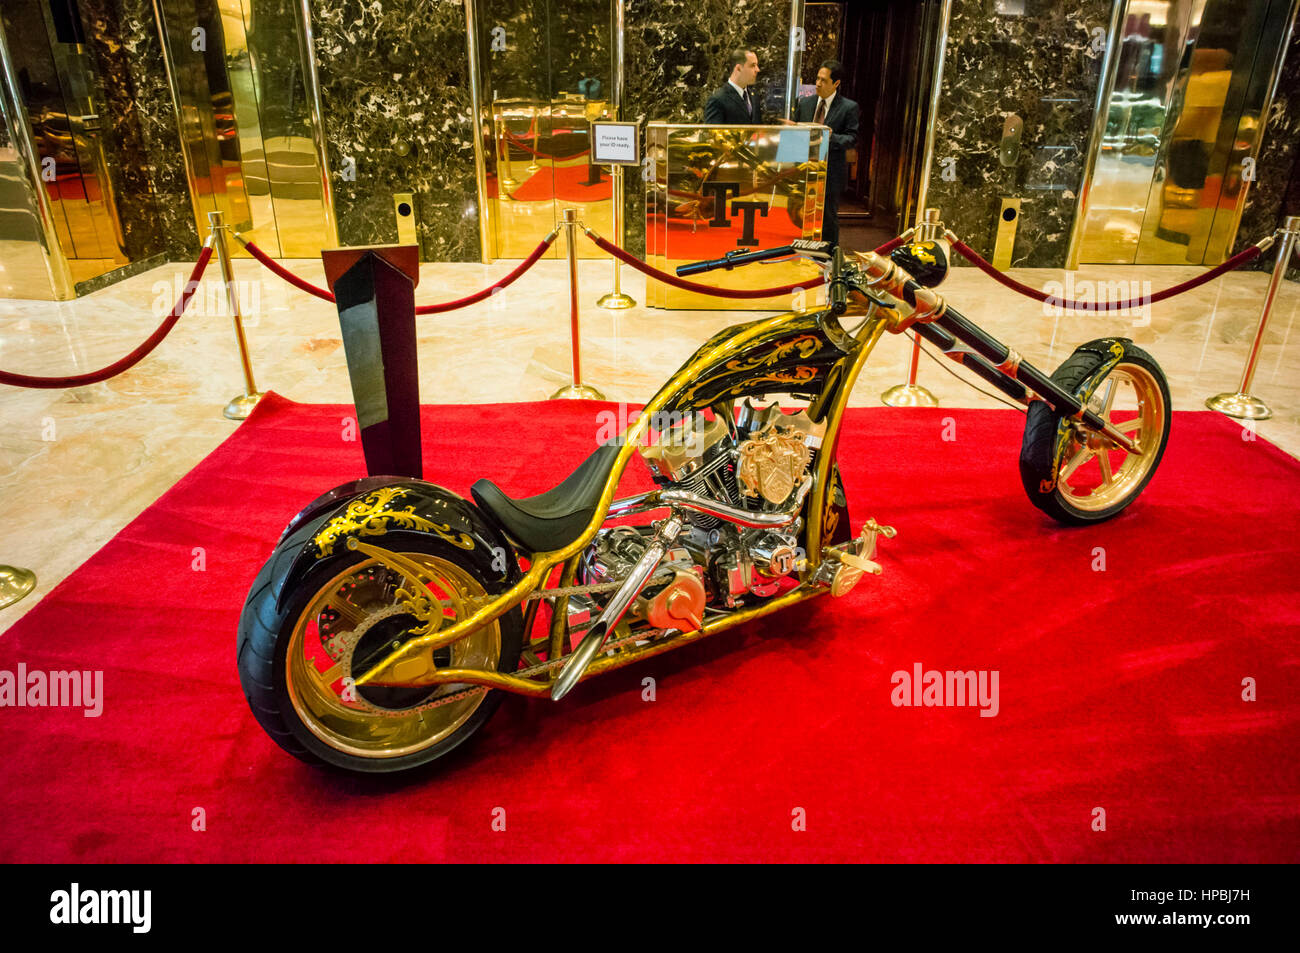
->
(789, 60), (860, 248)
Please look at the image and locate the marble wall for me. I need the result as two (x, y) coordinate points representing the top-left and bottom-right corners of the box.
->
(924, 0), (1112, 268)
(309, 0), (480, 261)
(8, 0), (1295, 279)
(79, 0), (199, 260)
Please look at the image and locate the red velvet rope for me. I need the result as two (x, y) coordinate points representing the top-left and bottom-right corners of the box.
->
(949, 237), (1264, 310)
(241, 240), (335, 301)
(240, 236), (558, 314)
(871, 234), (910, 257)
(415, 234), (557, 313)
(0, 246), (214, 389)
(587, 233), (827, 298)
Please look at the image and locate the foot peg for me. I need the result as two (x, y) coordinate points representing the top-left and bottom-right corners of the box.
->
(824, 518), (895, 597)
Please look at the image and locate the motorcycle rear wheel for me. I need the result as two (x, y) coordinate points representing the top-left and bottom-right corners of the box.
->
(1019, 342), (1171, 525)
(238, 533), (522, 774)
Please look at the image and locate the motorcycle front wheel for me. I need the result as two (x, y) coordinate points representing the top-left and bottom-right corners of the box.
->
(238, 530), (523, 774)
(1019, 342), (1171, 525)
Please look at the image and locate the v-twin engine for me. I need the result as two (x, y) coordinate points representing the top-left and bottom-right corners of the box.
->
(575, 401), (827, 633)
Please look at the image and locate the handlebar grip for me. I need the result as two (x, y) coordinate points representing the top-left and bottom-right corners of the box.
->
(828, 246), (848, 315)
(829, 279), (848, 315)
(676, 259), (718, 277)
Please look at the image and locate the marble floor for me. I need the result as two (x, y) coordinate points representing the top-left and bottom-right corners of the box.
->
(1, 251), (1297, 633)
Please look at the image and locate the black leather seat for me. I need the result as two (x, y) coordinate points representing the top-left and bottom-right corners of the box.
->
(471, 441), (621, 553)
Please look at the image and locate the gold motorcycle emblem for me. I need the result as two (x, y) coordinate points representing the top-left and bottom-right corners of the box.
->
(737, 427), (813, 505)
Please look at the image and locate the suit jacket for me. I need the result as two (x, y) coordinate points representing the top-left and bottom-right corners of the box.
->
(704, 83), (761, 125)
(794, 93), (860, 192)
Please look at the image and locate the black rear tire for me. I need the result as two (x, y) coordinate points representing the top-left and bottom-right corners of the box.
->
(1019, 341), (1171, 525)
(238, 526), (522, 774)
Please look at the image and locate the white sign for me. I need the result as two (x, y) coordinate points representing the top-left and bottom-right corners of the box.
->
(591, 121), (640, 166)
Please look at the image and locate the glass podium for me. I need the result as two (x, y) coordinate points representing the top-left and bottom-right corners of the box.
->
(644, 122), (829, 310)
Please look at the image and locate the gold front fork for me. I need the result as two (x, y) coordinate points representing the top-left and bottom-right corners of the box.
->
(802, 312), (891, 578)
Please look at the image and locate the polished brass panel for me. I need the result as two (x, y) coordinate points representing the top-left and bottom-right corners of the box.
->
(992, 197), (1021, 270)
(643, 122), (826, 309)
(0, 18), (73, 300)
(393, 192), (417, 246)
(491, 97), (613, 259)
(1066, 0), (1128, 270)
(0, 0), (126, 295)
(35, 0), (126, 271)
(153, 0), (331, 257)
(1076, 0), (1297, 265)
(471, 0), (613, 261)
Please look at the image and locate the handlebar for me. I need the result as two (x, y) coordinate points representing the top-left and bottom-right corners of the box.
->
(675, 239), (833, 276)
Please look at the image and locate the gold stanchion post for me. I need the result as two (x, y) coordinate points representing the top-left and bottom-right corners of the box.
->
(0, 565), (36, 609)
(882, 208), (941, 407)
(1206, 215), (1299, 421)
(597, 164), (635, 309)
(208, 210), (265, 420)
(551, 207), (605, 399)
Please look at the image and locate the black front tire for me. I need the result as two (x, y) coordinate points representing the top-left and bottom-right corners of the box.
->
(1019, 341), (1171, 525)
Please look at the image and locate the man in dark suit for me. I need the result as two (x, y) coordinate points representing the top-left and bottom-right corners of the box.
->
(790, 59), (860, 247)
(704, 50), (762, 125)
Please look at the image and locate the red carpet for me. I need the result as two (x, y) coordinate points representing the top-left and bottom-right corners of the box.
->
(509, 163), (612, 203)
(2, 395), (1297, 862)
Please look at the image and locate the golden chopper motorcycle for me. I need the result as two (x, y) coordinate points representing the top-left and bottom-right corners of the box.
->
(237, 236), (1171, 774)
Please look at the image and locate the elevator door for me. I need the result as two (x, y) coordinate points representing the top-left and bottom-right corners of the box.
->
(475, 0), (613, 260)
(1077, 0), (1296, 265)
(3, 0), (127, 284)
(154, 0), (331, 257)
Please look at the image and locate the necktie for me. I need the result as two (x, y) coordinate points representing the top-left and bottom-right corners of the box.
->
(814, 98), (827, 124)
(744, 89), (752, 119)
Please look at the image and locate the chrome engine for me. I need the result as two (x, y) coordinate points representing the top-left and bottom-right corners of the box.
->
(576, 401), (826, 632)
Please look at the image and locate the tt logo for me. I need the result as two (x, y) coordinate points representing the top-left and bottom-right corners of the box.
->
(701, 182), (769, 248)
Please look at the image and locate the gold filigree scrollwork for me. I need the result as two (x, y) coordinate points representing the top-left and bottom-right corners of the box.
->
(680, 335), (825, 404)
(314, 487), (475, 558)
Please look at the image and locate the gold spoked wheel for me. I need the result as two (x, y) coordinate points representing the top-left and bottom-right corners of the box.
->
(285, 553), (501, 760)
(1055, 365), (1165, 512)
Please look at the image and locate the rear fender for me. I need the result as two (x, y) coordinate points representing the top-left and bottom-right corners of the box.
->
(273, 480), (520, 613)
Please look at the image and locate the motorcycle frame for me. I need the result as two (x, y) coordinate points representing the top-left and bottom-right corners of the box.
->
(350, 245), (1143, 699)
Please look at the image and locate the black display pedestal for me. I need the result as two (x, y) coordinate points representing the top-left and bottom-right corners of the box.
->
(322, 246), (423, 479)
